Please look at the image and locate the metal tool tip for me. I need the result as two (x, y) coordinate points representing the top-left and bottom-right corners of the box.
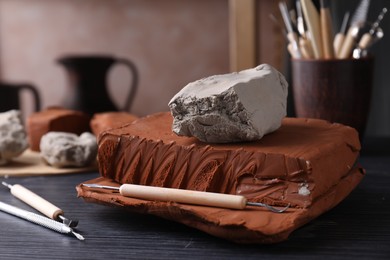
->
(82, 183), (99, 188)
(246, 202), (290, 213)
(72, 231), (85, 241)
(264, 203), (290, 213)
(58, 215), (79, 228)
(82, 183), (120, 191)
(1, 181), (12, 189)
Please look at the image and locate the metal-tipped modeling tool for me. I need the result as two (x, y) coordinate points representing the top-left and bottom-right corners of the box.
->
(358, 7), (387, 50)
(353, 8), (387, 59)
(350, 0), (371, 27)
(333, 11), (350, 56)
(295, 0), (314, 59)
(2, 181), (78, 227)
(0, 201), (84, 240)
(339, 0), (371, 58)
(279, 1), (301, 58)
(82, 183), (290, 213)
(296, 0), (306, 37)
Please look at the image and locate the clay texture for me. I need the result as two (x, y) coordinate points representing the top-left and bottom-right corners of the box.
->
(168, 64), (288, 143)
(90, 112), (138, 136)
(0, 110), (29, 165)
(77, 112), (364, 243)
(40, 132), (97, 168)
(27, 107), (90, 151)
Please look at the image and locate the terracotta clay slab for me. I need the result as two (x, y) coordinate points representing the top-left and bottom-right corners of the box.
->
(77, 166), (364, 244)
(77, 112), (364, 243)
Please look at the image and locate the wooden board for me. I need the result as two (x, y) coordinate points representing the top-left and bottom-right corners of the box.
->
(229, 0), (256, 72)
(0, 149), (97, 177)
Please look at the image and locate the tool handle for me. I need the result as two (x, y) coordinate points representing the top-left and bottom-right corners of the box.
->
(320, 7), (335, 59)
(299, 38), (314, 59)
(358, 33), (372, 49)
(338, 26), (359, 59)
(287, 32), (301, 58)
(10, 184), (63, 220)
(0, 201), (70, 234)
(287, 43), (299, 59)
(119, 184), (247, 210)
(301, 0), (323, 59)
(333, 33), (345, 57)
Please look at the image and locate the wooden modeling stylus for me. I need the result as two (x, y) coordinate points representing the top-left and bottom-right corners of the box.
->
(358, 8), (387, 50)
(320, 0), (334, 58)
(300, 0), (324, 59)
(296, 0), (314, 59)
(2, 182), (78, 227)
(0, 201), (84, 240)
(279, 2), (301, 59)
(333, 12), (350, 57)
(82, 183), (290, 213)
(338, 0), (371, 59)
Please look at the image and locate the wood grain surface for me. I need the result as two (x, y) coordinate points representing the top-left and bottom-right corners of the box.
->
(0, 149), (97, 177)
(0, 139), (389, 260)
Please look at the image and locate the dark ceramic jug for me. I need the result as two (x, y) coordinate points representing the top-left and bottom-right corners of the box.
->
(0, 82), (41, 112)
(58, 55), (138, 115)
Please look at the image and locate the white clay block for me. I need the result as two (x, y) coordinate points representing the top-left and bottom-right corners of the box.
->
(168, 64), (288, 143)
(40, 132), (97, 168)
(0, 110), (29, 165)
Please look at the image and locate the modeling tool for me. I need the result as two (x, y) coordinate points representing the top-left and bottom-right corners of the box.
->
(2, 182), (78, 227)
(353, 25), (384, 58)
(300, 0), (323, 58)
(339, 0), (371, 58)
(296, 0), (313, 59)
(296, 0), (306, 37)
(279, 2), (301, 58)
(358, 7), (387, 50)
(320, 0), (335, 58)
(333, 12), (350, 57)
(299, 37), (314, 58)
(0, 201), (84, 240)
(82, 183), (290, 213)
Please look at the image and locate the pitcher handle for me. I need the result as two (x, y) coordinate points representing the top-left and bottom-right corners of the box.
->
(18, 84), (41, 112)
(116, 58), (138, 111)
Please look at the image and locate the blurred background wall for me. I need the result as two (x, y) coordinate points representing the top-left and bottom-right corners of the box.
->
(0, 0), (230, 117)
(0, 0), (388, 138)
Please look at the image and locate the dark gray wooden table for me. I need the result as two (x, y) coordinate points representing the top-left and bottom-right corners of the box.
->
(0, 139), (389, 260)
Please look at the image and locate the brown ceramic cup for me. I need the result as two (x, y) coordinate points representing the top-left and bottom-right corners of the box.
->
(291, 57), (374, 139)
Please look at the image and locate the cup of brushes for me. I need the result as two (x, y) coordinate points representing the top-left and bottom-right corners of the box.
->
(278, 0), (386, 140)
